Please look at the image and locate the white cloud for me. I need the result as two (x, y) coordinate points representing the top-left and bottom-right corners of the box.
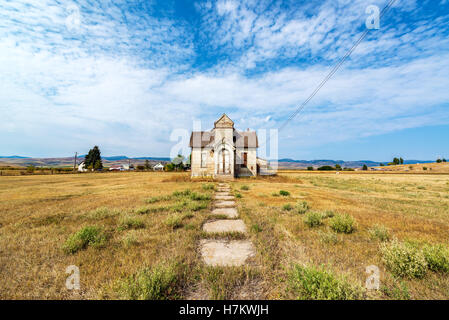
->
(1, 0), (448, 158)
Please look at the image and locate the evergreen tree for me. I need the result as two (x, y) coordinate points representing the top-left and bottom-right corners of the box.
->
(144, 160), (151, 170)
(362, 164), (368, 171)
(84, 146), (103, 169)
(400, 157), (404, 165)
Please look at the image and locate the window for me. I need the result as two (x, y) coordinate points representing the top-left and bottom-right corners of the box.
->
(201, 152), (207, 168)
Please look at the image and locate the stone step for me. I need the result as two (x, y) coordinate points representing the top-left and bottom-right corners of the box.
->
(214, 200), (236, 208)
(202, 219), (247, 233)
(211, 207), (238, 218)
(200, 240), (255, 266)
(217, 188), (231, 192)
(214, 195), (234, 200)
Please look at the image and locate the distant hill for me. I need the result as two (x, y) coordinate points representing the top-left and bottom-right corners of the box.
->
(0, 155), (436, 169)
(277, 159), (435, 169)
(0, 155), (30, 159)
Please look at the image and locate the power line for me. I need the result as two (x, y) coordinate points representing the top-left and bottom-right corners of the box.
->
(276, 0), (398, 133)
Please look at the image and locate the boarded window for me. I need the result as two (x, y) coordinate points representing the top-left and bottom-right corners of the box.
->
(201, 152), (207, 168)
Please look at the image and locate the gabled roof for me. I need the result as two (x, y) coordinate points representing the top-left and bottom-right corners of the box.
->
(214, 113), (234, 128)
(189, 131), (215, 148)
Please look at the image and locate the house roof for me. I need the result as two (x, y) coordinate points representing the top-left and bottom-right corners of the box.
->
(189, 130), (258, 148)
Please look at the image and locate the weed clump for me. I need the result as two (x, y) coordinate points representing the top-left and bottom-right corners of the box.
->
(329, 214), (356, 234)
(288, 264), (363, 300)
(423, 244), (449, 273)
(296, 201), (310, 214)
(118, 217), (145, 231)
(165, 215), (183, 229)
(369, 224), (391, 242)
(202, 183), (215, 191)
(380, 240), (427, 278)
(279, 190), (290, 196)
(319, 231), (339, 244)
(303, 211), (323, 228)
(240, 185), (250, 191)
(116, 262), (183, 299)
(63, 226), (107, 254)
(282, 203), (293, 211)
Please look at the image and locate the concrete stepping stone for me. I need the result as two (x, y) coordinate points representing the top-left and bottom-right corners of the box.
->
(214, 200), (236, 208)
(214, 195), (234, 200)
(211, 207), (238, 218)
(217, 188), (231, 192)
(200, 240), (255, 266)
(203, 219), (247, 233)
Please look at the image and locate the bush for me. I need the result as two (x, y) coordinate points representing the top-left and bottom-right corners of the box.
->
(288, 264), (363, 300)
(240, 185), (250, 191)
(380, 240), (427, 278)
(307, 166), (314, 171)
(116, 262), (181, 299)
(235, 192), (242, 198)
(317, 166), (335, 171)
(63, 226), (107, 254)
(282, 203), (293, 211)
(296, 201), (310, 214)
(279, 190), (290, 196)
(118, 217), (145, 231)
(369, 224), (391, 242)
(329, 214), (356, 234)
(423, 244), (449, 273)
(303, 211), (323, 228)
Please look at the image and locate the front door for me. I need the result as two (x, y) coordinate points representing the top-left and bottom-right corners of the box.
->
(243, 152), (247, 167)
(218, 149), (230, 174)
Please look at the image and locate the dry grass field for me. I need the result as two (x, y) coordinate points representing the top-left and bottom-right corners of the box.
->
(1, 171), (448, 299)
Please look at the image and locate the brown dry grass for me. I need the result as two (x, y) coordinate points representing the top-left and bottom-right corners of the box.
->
(232, 172), (449, 299)
(1, 171), (448, 299)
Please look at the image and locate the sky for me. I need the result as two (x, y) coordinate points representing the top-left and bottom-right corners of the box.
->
(1, 0), (449, 161)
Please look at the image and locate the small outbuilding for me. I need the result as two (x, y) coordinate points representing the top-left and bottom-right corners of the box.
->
(153, 163), (164, 171)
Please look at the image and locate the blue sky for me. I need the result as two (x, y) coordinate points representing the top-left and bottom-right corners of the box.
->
(1, 0), (448, 161)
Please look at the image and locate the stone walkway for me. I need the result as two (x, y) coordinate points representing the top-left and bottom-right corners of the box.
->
(200, 183), (255, 266)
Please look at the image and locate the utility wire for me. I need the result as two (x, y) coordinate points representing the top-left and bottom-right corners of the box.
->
(276, 0), (398, 133)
